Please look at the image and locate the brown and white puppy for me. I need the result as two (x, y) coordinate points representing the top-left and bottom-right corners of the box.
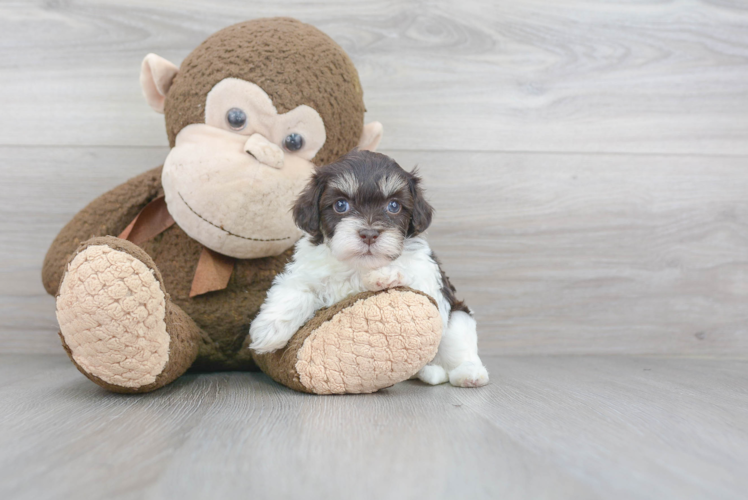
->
(249, 151), (488, 387)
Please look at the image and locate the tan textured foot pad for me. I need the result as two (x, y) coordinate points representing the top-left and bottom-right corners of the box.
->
(253, 288), (442, 395)
(56, 244), (169, 389)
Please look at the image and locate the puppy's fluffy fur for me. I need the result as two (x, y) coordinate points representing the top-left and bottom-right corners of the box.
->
(249, 150), (488, 388)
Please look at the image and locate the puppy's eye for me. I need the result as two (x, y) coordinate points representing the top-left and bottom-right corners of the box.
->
(386, 200), (401, 214)
(334, 199), (350, 213)
(226, 108), (247, 130)
(283, 133), (304, 152)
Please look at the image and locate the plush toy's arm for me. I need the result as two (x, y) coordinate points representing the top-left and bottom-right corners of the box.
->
(41, 166), (164, 295)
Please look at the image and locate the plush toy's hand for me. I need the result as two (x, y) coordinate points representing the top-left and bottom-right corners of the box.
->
(362, 266), (406, 292)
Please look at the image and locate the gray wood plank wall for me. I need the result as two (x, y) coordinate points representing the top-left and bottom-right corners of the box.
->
(1, 0), (747, 355)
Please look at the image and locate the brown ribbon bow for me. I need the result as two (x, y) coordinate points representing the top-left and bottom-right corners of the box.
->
(118, 196), (235, 297)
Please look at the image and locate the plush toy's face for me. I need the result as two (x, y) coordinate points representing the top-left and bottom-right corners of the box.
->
(139, 18), (383, 259)
(161, 79), (326, 258)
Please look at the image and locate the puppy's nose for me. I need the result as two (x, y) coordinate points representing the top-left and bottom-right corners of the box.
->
(359, 229), (380, 245)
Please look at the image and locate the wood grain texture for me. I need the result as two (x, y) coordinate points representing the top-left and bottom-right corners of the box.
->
(0, 354), (745, 500)
(411, 150), (748, 356)
(1, 1), (748, 355)
(2, 147), (746, 355)
(1, 0), (748, 153)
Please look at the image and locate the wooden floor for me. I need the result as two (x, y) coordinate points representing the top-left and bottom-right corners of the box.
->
(1, 1), (748, 499)
(0, 354), (746, 500)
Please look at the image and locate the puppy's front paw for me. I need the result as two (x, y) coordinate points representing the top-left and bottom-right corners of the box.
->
(249, 320), (295, 354)
(448, 361), (489, 388)
(363, 267), (405, 292)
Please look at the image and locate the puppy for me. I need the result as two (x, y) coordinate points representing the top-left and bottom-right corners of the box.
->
(249, 150), (489, 388)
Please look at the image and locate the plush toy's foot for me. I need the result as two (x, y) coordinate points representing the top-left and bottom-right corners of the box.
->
(252, 288), (442, 394)
(56, 237), (200, 393)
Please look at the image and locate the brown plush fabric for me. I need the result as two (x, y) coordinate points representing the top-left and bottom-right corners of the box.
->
(138, 224), (291, 371)
(42, 167), (163, 296)
(57, 237), (202, 393)
(164, 17), (365, 166)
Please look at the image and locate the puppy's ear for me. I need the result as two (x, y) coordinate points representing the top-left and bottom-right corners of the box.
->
(407, 168), (434, 236)
(293, 173), (326, 244)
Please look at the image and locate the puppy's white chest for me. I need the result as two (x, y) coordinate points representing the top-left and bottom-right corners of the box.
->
(312, 267), (367, 307)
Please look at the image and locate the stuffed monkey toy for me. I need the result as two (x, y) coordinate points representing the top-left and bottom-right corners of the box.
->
(42, 18), (442, 395)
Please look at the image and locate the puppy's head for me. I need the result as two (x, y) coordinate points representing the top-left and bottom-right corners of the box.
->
(293, 150), (433, 268)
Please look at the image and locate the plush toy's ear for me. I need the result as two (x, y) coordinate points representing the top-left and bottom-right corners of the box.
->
(292, 174), (326, 245)
(357, 121), (383, 152)
(407, 169), (434, 237)
(140, 53), (179, 114)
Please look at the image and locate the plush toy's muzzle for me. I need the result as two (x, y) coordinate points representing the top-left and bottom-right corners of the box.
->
(162, 124), (313, 259)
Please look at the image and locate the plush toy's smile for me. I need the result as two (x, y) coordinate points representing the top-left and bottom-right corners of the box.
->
(177, 191), (292, 243)
(161, 123), (315, 259)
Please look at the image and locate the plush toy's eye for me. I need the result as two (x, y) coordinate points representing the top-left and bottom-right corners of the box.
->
(334, 199), (350, 214)
(283, 133), (304, 152)
(226, 108), (247, 130)
(386, 200), (401, 214)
